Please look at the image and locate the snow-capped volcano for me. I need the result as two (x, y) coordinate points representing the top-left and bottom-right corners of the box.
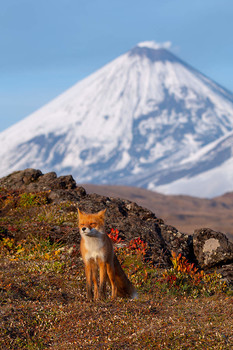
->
(1, 41), (233, 197)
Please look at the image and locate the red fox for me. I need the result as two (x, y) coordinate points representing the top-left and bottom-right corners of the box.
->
(78, 208), (137, 300)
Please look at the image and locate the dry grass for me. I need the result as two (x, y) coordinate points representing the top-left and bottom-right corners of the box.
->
(0, 188), (233, 349)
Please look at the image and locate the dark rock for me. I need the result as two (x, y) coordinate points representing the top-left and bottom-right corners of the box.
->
(193, 228), (233, 268)
(215, 264), (233, 285)
(0, 169), (43, 190)
(0, 168), (86, 200)
(159, 224), (191, 259)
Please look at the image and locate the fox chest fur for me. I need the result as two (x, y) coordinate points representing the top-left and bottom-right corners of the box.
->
(80, 234), (109, 262)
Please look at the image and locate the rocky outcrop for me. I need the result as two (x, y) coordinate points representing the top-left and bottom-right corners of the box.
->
(193, 228), (233, 268)
(193, 228), (233, 284)
(0, 168), (76, 191)
(1, 169), (233, 284)
(0, 168), (86, 200)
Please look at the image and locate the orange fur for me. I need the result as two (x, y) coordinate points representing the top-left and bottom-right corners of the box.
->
(78, 208), (137, 300)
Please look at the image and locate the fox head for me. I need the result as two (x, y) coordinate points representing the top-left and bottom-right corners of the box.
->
(78, 208), (106, 237)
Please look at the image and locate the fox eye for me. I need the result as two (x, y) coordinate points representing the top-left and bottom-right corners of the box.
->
(90, 223), (96, 227)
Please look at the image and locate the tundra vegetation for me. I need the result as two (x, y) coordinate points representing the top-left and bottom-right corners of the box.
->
(0, 188), (232, 349)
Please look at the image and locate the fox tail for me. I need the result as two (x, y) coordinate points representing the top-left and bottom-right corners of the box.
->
(113, 254), (138, 299)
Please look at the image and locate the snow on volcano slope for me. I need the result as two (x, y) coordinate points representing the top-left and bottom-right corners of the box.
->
(153, 130), (233, 197)
(1, 41), (233, 197)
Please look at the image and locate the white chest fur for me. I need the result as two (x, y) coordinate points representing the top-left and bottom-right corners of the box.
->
(82, 235), (105, 261)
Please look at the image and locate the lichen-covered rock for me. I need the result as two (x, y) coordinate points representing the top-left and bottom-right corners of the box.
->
(193, 228), (233, 268)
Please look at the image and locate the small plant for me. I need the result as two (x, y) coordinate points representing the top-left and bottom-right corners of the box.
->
(0, 189), (20, 209)
(108, 230), (150, 289)
(37, 204), (77, 225)
(0, 235), (65, 273)
(108, 228), (123, 244)
(19, 192), (48, 208)
(0, 237), (16, 254)
(128, 237), (147, 256)
(160, 251), (227, 297)
(108, 230), (147, 255)
(202, 271), (228, 296)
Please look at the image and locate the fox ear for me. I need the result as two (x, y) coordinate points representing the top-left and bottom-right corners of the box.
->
(77, 208), (83, 216)
(98, 208), (106, 216)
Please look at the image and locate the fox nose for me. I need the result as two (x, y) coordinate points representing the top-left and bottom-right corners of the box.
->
(82, 227), (87, 232)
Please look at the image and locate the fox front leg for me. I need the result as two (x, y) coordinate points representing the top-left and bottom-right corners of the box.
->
(85, 263), (93, 301)
(99, 261), (107, 299)
(91, 261), (99, 301)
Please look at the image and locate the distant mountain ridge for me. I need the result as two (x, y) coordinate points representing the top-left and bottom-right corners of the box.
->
(1, 41), (233, 197)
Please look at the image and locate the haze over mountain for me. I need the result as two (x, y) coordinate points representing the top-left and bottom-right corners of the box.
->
(1, 41), (233, 197)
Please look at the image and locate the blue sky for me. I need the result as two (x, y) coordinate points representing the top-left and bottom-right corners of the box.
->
(1, 0), (233, 132)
